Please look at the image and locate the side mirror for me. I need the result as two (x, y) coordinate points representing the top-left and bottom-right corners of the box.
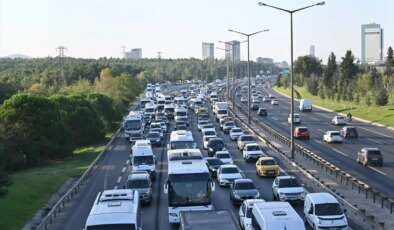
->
(163, 181), (168, 194)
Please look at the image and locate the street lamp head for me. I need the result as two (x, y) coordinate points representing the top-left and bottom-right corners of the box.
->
(228, 29), (234, 32)
(317, 1), (325, 5)
(257, 2), (267, 6)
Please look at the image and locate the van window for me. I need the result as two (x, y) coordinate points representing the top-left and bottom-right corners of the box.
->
(133, 156), (154, 166)
(315, 203), (343, 216)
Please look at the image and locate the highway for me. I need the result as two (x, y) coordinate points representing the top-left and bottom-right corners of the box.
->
(232, 83), (394, 197)
(58, 84), (315, 230)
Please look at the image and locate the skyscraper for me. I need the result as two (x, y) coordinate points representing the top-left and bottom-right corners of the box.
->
(309, 45), (315, 57)
(125, 48), (142, 59)
(361, 23), (383, 64)
(225, 40), (241, 62)
(202, 43), (214, 59)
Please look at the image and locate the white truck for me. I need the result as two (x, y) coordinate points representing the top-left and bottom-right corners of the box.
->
(213, 102), (229, 121)
(299, 99), (312, 112)
(131, 140), (156, 179)
(123, 111), (144, 140)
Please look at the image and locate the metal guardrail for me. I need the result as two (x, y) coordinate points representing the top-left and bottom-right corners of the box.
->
(220, 86), (391, 229)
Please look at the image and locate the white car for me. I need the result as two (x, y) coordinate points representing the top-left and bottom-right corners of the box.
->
(268, 94), (275, 98)
(229, 127), (244, 141)
(272, 176), (306, 202)
(202, 129), (216, 137)
(288, 113), (301, 124)
(332, 116), (347, 126)
(241, 97), (247, 103)
(243, 143), (264, 162)
(323, 131), (343, 143)
(271, 99), (279, 105)
(203, 135), (217, 150)
(262, 96), (270, 102)
(217, 165), (244, 187)
(197, 120), (209, 131)
(251, 97), (260, 103)
(214, 150), (233, 164)
(239, 199), (266, 230)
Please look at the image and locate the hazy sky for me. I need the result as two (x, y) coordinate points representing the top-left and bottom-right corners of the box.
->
(1, 0), (393, 63)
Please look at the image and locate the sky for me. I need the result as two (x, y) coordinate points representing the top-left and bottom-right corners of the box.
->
(0, 0), (393, 63)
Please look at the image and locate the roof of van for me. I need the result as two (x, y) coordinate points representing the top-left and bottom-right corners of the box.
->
(168, 159), (208, 175)
(168, 149), (203, 161)
(170, 130), (194, 141)
(252, 202), (304, 229)
(306, 192), (338, 204)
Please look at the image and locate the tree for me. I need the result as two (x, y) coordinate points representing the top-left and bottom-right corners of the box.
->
(339, 50), (358, 101)
(0, 130), (12, 198)
(306, 73), (319, 96)
(293, 55), (323, 85)
(275, 75), (283, 87)
(374, 87), (389, 106)
(322, 53), (337, 99)
(86, 93), (122, 130)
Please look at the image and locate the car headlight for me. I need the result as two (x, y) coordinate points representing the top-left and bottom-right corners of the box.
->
(234, 193), (240, 199)
(209, 148), (213, 151)
(245, 223), (252, 228)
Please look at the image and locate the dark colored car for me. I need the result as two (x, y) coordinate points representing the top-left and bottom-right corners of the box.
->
(125, 171), (152, 205)
(340, 126), (358, 138)
(143, 114), (152, 125)
(230, 179), (260, 205)
(251, 103), (259, 111)
(294, 127), (310, 139)
(129, 132), (144, 145)
(176, 125), (188, 131)
(257, 108), (267, 116)
(204, 157), (225, 177)
(208, 138), (225, 157)
(357, 147), (383, 166)
(156, 115), (169, 124)
(146, 131), (162, 146)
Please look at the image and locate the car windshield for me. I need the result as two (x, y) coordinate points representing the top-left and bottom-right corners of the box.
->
(204, 131), (215, 136)
(218, 110), (227, 115)
(278, 179), (300, 188)
(147, 132), (160, 138)
(216, 153), (230, 159)
(368, 150), (381, 156)
(315, 203), (343, 216)
(202, 125), (214, 129)
(130, 133), (142, 138)
(127, 179), (149, 188)
(124, 120), (142, 130)
(246, 145), (260, 151)
(206, 158), (224, 166)
(209, 140), (224, 148)
(261, 159), (276, 166)
(241, 136), (254, 142)
(331, 132), (340, 136)
(177, 111), (187, 116)
(221, 167), (239, 174)
(235, 182), (256, 190)
(177, 125), (187, 130)
(151, 124), (161, 129)
(133, 156), (154, 166)
(199, 121), (208, 125)
(232, 129), (242, 133)
(225, 122), (234, 126)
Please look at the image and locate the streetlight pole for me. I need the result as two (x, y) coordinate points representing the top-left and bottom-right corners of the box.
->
(217, 47), (231, 100)
(228, 29), (269, 124)
(258, 1), (325, 159)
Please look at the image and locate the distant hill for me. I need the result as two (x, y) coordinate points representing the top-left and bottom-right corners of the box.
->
(3, 54), (32, 59)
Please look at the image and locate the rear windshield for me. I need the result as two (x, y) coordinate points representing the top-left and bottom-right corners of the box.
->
(260, 159), (276, 166)
(298, 128), (308, 132)
(235, 182), (256, 190)
(331, 132), (340, 136)
(367, 150), (381, 156)
(232, 128), (242, 133)
(241, 136), (254, 141)
(221, 167), (239, 173)
(216, 153), (230, 159)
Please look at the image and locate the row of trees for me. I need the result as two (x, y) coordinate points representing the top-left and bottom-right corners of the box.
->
(276, 47), (393, 106)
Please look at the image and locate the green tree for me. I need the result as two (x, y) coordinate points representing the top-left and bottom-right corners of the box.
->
(322, 52), (337, 99)
(306, 73), (319, 96)
(374, 87), (389, 106)
(86, 93), (122, 130)
(339, 50), (358, 101)
(294, 55), (323, 85)
(275, 75), (283, 87)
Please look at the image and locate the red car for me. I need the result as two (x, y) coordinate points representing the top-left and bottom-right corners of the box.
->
(294, 127), (310, 139)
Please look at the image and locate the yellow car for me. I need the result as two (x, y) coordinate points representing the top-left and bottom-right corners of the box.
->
(256, 157), (280, 177)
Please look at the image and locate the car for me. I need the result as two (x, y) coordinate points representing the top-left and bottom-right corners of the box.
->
(257, 108), (267, 116)
(229, 127), (244, 141)
(125, 171), (152, 205)
(268, 94), (275, 98)
(156, 115), (169, 124)
(332, 116), (347, 126)
(217, 164), (244, 187)
(150, 122), (162, 131)
(203, 135), (217, 150)
(204, 157), (225, 177)
(323, 131), (343, 143)
(207, 138), (225, 157)
(157, 121), (167, 133)
(252, 97), (260, 103)
(251, 103), (259, 111)
(340, 126), (358, 138)
(143, 114), (152, 125)
(256, 157), (280, 177)
(294, 127), (310, 139)
(271, 99), (279, 105)
(236, 91), (240, 96)
(237, 135), (255, 150)
(230, 179), (260, 205)
(202, 129), (216, 137)
(150, 127), (163, 137)
(145, 131), (162, 146)
(175, 120), (186, 127)
(243, 143), (264, 162)
(177, 116), (190, 126)
(238, 199), (266, 230)
(129, 133), (144, 145)
(262, 96), (270, 102)
(288, 113), (301, 124)
(272, 176), (306, 202)
(219, 117), (233, 130)
(214, 150), (233, 164)
(201, 124), (215, 133)
(241, 97), (247, 103)
(222, 121), (236, 134)
(197, 120), (209, 132)
(357, 147), (383, 166)
(176, 124), (188, 131)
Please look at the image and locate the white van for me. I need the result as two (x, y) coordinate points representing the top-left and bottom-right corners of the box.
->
(304, 193), (348, 230)
(85, 189), (141, 230)
(131, 140), (156, 179)
(251, 202), (305, 230)
(299, 99), (312, 112)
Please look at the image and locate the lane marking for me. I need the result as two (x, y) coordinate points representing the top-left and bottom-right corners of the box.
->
(368, 166), (386, 175)
(332, 148), (348, 157)
(122, 167), (126, 173)
(311, 117), (319, 121)
(343, 139), (351, 144)
(272, 117), (278, 120)
(126, 160), (130, 165)
(312, 138), (322, 144)
(357, 126), (392, 138)
(117, 176), (122, 183)
(318, 129), (325, 133)
(316, 113), (331, 118)
(281, 122), (288, 126)
(367, 138), (384, 145)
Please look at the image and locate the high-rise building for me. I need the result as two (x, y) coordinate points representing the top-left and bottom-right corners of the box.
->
(225, 40), (241, 62)
(202, 43), (214, 59)
(361, 23), (383, 64)
(309, 45), (315, 57)
(125, 48), (142, 59)
(256, 57), (274, 64)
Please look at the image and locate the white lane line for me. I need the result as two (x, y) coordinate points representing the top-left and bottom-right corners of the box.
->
(316, 113), (331, 118)
(332, 148), (348, 157)
(312, 138), (322, 144)
(318, 129), (325, 133)
(368, 166), (386, 175)
(117, 176), (122, 183)
(311, 117), (319, 121)
(114, 186), (118, 190)
(343, 139), (351, 144)
(357, 126), (392, 138)
(122, 167), (126, 173)
(303, 121), (310, 125)
(281, 122), (288, 126)
(273, 117), (278, 120)
(367, 138), (384, 145)
(126, 160), (130, 165)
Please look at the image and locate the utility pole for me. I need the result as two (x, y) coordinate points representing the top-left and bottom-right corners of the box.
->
(56, 46), (67, 85)
(157, 51), (162, 83)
